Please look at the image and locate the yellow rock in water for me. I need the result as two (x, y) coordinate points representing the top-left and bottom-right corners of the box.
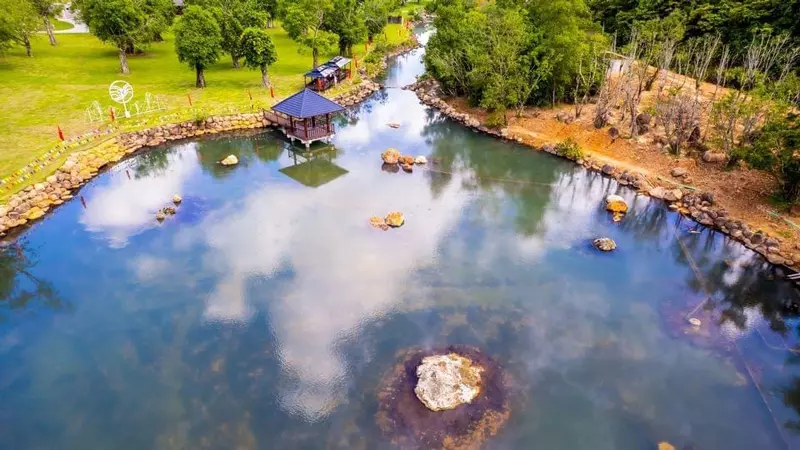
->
(605, 194), (628, 222)
(657, 442), (675, 450)
(385, 211), (405, 228)
(26, 207), (45, 221)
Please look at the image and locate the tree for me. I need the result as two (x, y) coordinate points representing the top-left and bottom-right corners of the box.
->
(0, 0), (40, 56)
(364, 0), (394, 40)
(283, 0), (338, 68)
(30, 0), (62, 46)
(213, 0), (268, 68)
(139, 0), (175, 43)
(174, 6), (223, 88)
(240, 27), (278, 87)
(253, 0), (281, 28)
(324, 0), (367, 56)
(77, 0), (146, 74)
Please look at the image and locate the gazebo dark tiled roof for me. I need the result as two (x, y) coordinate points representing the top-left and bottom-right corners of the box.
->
(272, 89), (344, 119)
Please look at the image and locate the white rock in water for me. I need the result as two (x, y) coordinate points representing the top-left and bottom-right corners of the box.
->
(415, 156), (427, 165)
(414, 353), (483, 411)
(593, 237), (617, 252)
(172, 194), (183, 204)
(220, 154), (239, 166)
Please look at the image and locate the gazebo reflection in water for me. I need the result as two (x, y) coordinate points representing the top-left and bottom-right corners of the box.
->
(280, 143), (348, 188)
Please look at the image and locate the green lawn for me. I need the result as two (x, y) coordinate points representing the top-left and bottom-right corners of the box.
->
(0, 23), (411, 194)
(52, 19), (75, 31)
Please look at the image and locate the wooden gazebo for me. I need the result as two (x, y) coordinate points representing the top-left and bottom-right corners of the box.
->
(303, 56), (352, 92)
(265, 89), (345, 148)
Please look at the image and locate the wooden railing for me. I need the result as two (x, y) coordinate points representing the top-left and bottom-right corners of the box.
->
(288, 125), (335, 141)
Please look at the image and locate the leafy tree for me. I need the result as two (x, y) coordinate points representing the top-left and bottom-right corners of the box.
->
(240, 27), (278, 87)
(77, 0), (146, 74)
(253, 0), (281, 27)
(212, 0), (268, 68)
(174, 5), (223, 88)
(283, 0), (338, 67)
(324, 0), (367, 56)
(30, 0), (62, 46)
(139, 0), (175, 43)
(364, 0), (395, 40)
(0, 0), (40, 56)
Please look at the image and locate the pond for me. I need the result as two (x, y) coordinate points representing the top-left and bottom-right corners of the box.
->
(2, 28), (800, 450)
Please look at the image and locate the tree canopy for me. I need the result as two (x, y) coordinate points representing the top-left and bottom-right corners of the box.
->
(0, 0), (39, 56)
(283, 0), (339, 67)
(174, 5), (223, 87)
(76, 0), (147, 73)
(240, 27), (278, 87)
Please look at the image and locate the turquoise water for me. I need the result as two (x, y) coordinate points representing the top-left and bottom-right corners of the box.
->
(2, 30), (800, 449)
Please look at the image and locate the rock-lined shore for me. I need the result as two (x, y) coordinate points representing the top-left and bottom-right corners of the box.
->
(407, 78), (797, 270)
(0, 112), (270, 235)
(0, 38), (423, 238)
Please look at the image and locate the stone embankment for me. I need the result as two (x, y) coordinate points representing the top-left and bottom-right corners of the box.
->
(406, 78), (797, 270)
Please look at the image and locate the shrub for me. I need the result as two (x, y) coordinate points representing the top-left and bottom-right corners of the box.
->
(554, 138), (584, 160)
(485, 110), (506, 128)
(737, 113), (800, 203)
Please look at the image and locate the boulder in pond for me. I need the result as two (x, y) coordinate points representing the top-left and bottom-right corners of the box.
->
(173, 194), (183, 204)
(155, 211), (166, 222)
(605, 195), (628, 222)
(369, 216), (389, 231)
(658, 442), (676, 450)
(382, 148), (400, 165)
(388, 122), (401, 129)
(220, 154), (239, 166)
(415, 353), (483, 411)
(415, 156), (427, 165)
(593, 237), (617, 252)
(376, 345), (510, 450)
(385, 212), (405, 227)
(398, 155), (415, 165)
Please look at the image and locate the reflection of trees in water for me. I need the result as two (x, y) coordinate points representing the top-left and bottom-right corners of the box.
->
(0, 240), (67, 323)
(195, 132), (284, 179)
(133, 147), (177, 179)
(421, 118), (560, 236)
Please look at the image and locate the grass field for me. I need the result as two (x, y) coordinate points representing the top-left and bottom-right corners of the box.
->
(51, 19), (75, 31)
(0, 22), (411, 195)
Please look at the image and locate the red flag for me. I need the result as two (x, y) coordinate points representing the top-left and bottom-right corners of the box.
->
(317, 78), (322, 90)
(270, 85), (275, 98)
(57, 125), (64, 141)
(109, 108), (115, 122)
(187, 94), (193, 107)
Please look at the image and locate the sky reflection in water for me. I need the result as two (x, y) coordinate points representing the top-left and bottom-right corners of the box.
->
(1, 32), (800, 450)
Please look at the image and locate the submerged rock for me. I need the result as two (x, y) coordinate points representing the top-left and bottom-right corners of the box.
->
(605, 194), (628, 222)
(415, 354), (483, 412)
(220, 154), (239, 166)
(382, 148), (401, 165)
(388, 122), (401, 129)
(381, 163), (400, 174)
(401, 163), (414, 173)
(385, 212), (405, 227)
(658, 442), (676, 450)
(593, 237), (617, 252)
(376, 345), (510, 450)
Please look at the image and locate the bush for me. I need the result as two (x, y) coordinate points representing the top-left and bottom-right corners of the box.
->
(738, 113), (800, 203)
(554, 138), (584, 160)
(485, 110), (506, 128)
